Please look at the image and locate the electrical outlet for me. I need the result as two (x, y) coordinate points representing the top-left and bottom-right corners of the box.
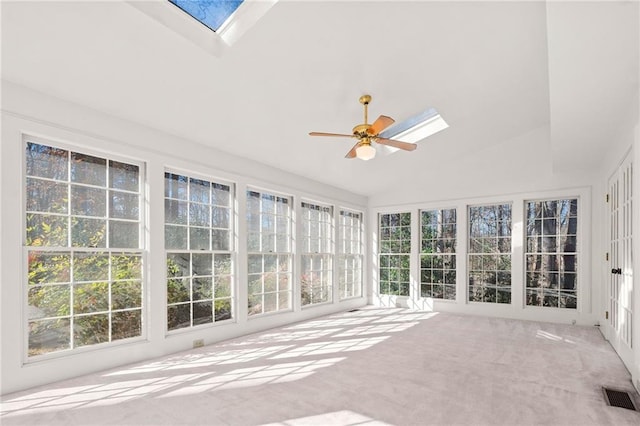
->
(193, 339), (204, 349)
(571, 319), (576, 325)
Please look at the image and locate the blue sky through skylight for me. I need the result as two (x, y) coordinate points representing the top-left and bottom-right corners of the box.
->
(169, 0), (244, 32)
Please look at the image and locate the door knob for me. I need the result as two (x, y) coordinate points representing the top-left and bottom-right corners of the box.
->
(611, 268), (622, 274)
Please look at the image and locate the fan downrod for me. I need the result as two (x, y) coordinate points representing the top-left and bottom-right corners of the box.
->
(354, 94), (373, 135)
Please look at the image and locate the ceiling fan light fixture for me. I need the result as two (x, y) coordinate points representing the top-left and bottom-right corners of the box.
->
(356, 143), (376, 161)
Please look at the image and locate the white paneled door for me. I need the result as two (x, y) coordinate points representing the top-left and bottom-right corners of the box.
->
(606, 150), (634, 372)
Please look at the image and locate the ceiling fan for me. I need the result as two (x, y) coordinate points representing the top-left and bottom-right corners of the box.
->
(309, 95), (417, 160)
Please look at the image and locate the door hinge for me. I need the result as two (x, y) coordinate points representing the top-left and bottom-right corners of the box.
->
(605, 311), (609, 320)
(606, 193), (610, 203)
(606, 252), (609, 261)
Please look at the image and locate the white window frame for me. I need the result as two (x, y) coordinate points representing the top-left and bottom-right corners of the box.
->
(246, 187), (293, 317)
(524, 197), (579, 310)
(338, 208), (364, 300)
(467, 202), (513, 305)
(300, 200), (334, 307)
(419, 208), (457, 301)
(23, 135), (146, 361)
(378, 212), (412, 297)
(164, 169), (236, 332)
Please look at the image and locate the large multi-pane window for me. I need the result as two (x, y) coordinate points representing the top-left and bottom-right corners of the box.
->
(247, 190), (292, 315)
(525, 199), (578, 309)
(338, 209), (363, 299)
(300, 202), (333, 306)
(420, 209), (457, 300)
(164, 173), (233, 331)
(468, 204), (512, 304)
(25, 141), (143, 356)
(379, 212), (411, 296)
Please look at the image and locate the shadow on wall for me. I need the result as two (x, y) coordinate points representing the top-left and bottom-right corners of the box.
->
(0, 308), (438, 420)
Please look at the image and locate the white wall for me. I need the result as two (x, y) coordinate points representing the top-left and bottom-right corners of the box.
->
(0, 81), (368, 395)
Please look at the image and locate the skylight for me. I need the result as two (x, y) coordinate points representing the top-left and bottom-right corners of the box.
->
(169, 0), (244, 32)
(130, 0), (277, 55)
(380, 108), (449, 144)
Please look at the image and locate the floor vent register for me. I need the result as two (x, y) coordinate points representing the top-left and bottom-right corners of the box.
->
(602, 387), (638, 411)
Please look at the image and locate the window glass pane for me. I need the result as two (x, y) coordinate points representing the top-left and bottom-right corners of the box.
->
(25, 142), (143, 356)
(112, 253), (142, 280)
(165, 199), (188, 225)
(27, 214), (68, 247)
(112, 310), (141, 341)
(72, 217), (107, 248)
(109, 221), (139, 248)
(189, 203), (210, 227)
(167, 252), (190, 277)
(192, 253), (213, 276)
(212, 207), (230, 228)
(109, 161), (139, 192)
(28, 318), (70, 356)
(165, 173), (188, 200)
(190, 178), (210, 204)
(165, 225), (188, 250)
(167, 278), (190, 304)
(212, 183), (230, 207)
(73, 282), (108, 314)
(74, 314), (109, 348)
(193, 301), (213, 325)
(71, 153), (106, 186)
(215, 299), (232, 321)
(112, 281), (142, 310)
(110, 191), (139, 220)
(189, 227), (210, 250)
(26, 143), (68, 180)
(167, 304), (190, 330)
(194, 277), (213, 300)
(71, 186), (106, 217)
(28, 252), (71, 285)
(28, 285), (71, 319)
(26, 178), (68, 214)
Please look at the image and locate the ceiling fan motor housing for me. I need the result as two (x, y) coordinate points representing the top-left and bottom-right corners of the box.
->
(353, 123), (373, 138)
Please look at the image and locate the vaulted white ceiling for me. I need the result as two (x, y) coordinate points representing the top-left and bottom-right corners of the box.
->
(2, 1), (638, 197)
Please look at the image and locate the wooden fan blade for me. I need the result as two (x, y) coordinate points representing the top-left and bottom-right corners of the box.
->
(369, 115), (395, 135)
(309, 132), (355, 138)
(375, 137), (417, 151)
(345, 142), (360, 159)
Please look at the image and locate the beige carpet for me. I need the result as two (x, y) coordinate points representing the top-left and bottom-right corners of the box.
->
(1, 308), (639, 425)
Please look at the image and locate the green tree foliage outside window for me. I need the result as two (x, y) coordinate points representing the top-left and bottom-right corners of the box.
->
(379, 212), (411, 296)
(25, 142), (143, 357)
